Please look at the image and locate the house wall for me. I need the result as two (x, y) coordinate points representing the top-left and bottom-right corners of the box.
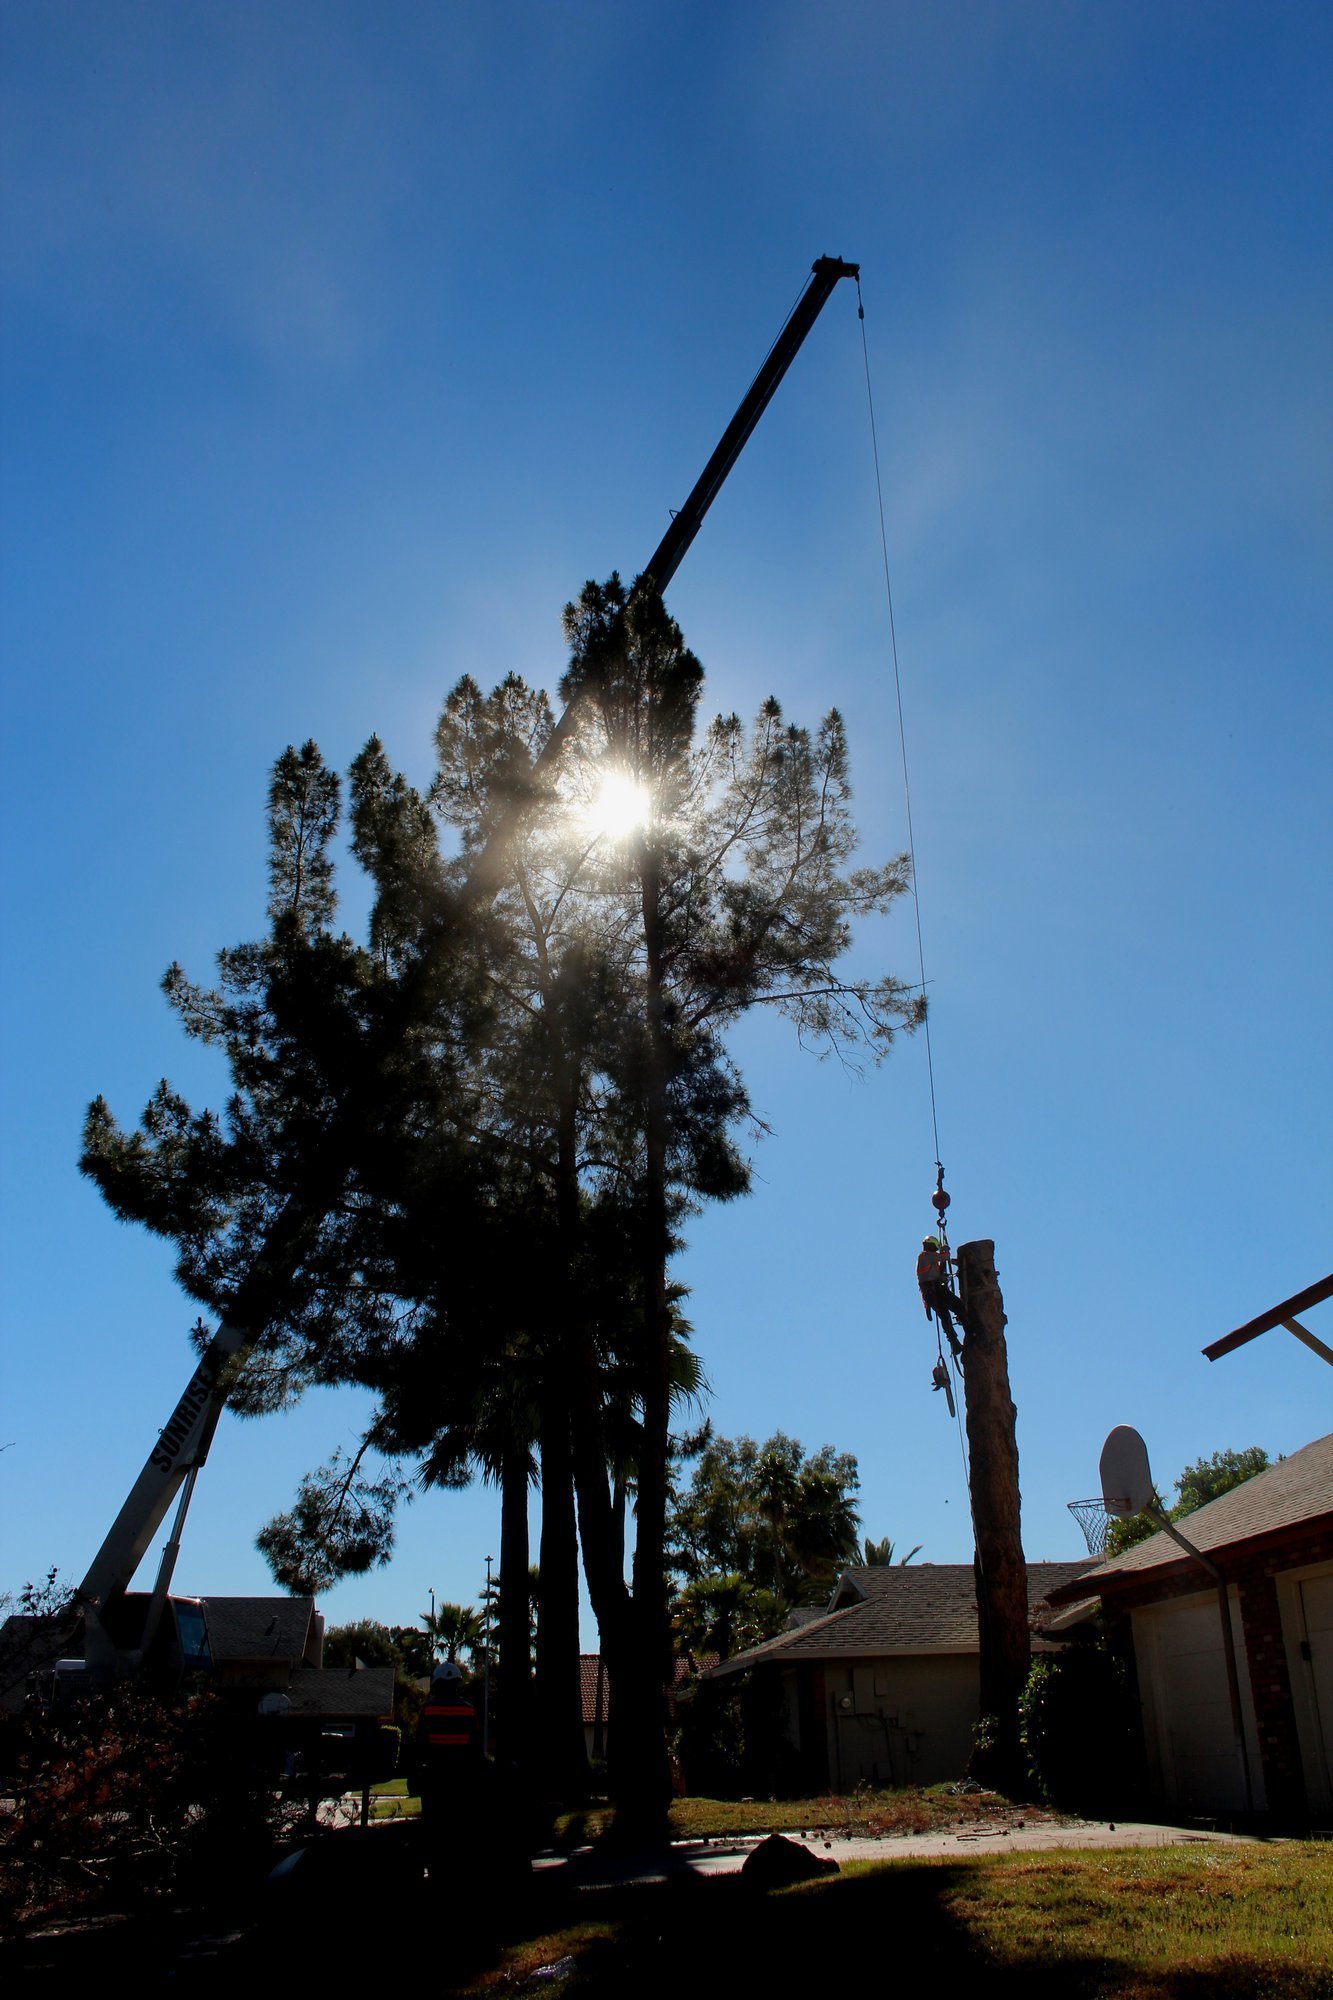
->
(818, 1654), (980, 1790)
(1101, 1519), (1333, 1823)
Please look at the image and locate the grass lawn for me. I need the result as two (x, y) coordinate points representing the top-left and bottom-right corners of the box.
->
(368, 1776), (419, 1819)
(443, 1843), (1333, 1998)
(554, 1781), (1033, 1845)
(372, 1780), (1028, 1835)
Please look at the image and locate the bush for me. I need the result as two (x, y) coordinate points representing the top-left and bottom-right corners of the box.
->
(1019, 1648), (1140, 1815)
(673, 1676), (744, 1797)
(0, 1686), (310, 1933)
(737, 1672), (803, 1798)
(673, 1671), (803, 1799)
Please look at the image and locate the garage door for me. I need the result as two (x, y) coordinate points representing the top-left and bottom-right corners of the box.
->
(1133, 1590), (1263, 1815)
(1295, 1571), (1333, 1810)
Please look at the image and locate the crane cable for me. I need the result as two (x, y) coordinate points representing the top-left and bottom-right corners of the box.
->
(854, 278), (977, 1517)
(855, 278), (941, 1173)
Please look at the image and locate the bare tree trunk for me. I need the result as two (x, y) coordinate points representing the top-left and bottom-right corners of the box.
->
(613, 848), (674, 1845)
(529, 1075), (593, 1801)
(497, 1448), (531, 1770)
(536, 1387), (591, 1799)
(956, 1238), (1030, 1796)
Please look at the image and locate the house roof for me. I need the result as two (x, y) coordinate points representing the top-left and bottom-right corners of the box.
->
(578, 1653), (608, 1726)
(710, 1561), (1091, 1677)
(577, 1653), (716, 1723)
(1047, 1432), (1333, 1604)
(281, 1666), (396, 1720)
(200, 1596), (316, 1662)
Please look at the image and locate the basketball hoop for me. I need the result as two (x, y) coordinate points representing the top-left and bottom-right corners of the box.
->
(1067, 1497), (1113, 1558)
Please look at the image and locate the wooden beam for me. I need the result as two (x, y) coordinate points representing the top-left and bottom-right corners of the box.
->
(1282, 1317), (1333, 1367)
(1202, 1274), (1333, 1361)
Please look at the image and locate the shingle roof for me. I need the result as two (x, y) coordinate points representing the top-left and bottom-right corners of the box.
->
(200, 1596), (315, 1662)
(1048, 1432), (1333, 1602)
(710, 1561), (1091, 1677)
(281, 1666), (396, 1720)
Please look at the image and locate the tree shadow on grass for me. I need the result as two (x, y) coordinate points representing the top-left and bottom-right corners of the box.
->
(517, 1866), (1111, 2000)
(499, 1864), (1330, 2000)
(218, 1855), (1144, 1996)
(467, 1860), (1325, 2000)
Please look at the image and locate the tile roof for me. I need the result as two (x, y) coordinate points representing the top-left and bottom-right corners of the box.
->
(200, 1596), (316, 1662)
(578, 1653), (608, 1727)
(710, 1561), (1091, 1677)
(1048, 1431), (1333, 1601)
(577, 1652), (716, 1723)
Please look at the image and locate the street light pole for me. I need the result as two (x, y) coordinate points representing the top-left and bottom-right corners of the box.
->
(483, 1555), (494, 1756)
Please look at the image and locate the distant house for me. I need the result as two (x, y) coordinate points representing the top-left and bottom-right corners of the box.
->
(578, 1651), (717, 1762)
(200, 1595), (398, 1735)
(199, 1595), (325, 1687)
(1047, 1432), (1333, 1823)
(708, 1561), (1090, 1791)
(580, 1652), (610, 1761)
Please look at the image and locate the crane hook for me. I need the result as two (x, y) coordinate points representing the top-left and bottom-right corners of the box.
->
(930, 1161), (950, 1247)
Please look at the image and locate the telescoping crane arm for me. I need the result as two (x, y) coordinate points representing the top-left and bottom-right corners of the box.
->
(82, 253), (860, 1624)
(78, 1317), (245, 1611)
(466, 251), (860, 900)
(643, 255), (860, 593)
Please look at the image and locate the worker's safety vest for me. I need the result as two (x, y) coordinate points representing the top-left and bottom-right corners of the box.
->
(917, 1247), (947, 1286)
(419, 1697), (479, 1756)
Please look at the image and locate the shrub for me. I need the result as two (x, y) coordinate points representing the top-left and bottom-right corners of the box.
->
(673, 1676), (744, 1796)
(0, 1686), (309, 1933)
(1019, 1648), (1140, 1814)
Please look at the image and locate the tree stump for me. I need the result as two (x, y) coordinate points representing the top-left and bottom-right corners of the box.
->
(956, 1238), (1030, 1796)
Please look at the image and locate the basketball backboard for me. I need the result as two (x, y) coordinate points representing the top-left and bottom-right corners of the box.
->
(1099, 1425), (1154, 1517)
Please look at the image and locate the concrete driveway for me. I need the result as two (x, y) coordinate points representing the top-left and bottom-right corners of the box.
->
(533, 1817), (1264, 1888)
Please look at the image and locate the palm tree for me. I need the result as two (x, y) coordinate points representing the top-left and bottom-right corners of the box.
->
(863, 1535), (923, 1566)
(420, 1600), (484, 1667)
(753, 1437), (802, 1599)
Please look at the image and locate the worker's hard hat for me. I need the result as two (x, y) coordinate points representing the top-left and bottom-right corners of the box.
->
(432, 1661), (464, 1684)
(922, 1235), (940, 1248)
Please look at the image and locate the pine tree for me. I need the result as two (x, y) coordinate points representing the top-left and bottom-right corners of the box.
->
(80, 582), (920, 1837)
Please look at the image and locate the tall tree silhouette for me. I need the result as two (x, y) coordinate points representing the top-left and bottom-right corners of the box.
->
(81, 583), (920, 1836)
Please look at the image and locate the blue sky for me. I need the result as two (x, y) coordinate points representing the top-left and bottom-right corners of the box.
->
(2, 3), (1329, 1640)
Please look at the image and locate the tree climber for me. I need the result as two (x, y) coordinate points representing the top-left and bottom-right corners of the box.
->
(917, 1235), (963, 1359)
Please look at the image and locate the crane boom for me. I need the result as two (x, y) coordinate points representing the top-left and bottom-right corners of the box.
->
(79, 1317), (246, 1608)
(644, 255), (860, 592)
(465, 252), (859, 901)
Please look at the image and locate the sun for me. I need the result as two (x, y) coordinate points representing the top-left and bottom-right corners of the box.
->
(580, 768), (652, 843)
